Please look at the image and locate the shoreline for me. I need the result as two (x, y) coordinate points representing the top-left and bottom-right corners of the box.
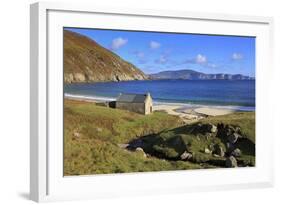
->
(64, 93), (255, 110)
(65, 93), (255, 123)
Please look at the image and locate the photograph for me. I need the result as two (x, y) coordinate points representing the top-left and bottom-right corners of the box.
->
(63, 27), (255, 176)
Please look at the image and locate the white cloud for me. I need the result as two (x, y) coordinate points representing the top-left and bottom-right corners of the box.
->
(149, 41), (161, 49)
(110, 37), (128, 50)
(195, 54), (207, 64)
(185, 54), (217, 68)
(232, 53), (243, 60)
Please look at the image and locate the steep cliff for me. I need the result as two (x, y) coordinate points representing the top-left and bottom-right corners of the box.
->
(64, 30), (148, 83)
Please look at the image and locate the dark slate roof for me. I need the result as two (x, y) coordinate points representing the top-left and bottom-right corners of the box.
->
(116, 93), (148, 103)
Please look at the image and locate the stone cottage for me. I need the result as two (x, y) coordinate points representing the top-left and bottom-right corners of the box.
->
(116, 93), (153, 115)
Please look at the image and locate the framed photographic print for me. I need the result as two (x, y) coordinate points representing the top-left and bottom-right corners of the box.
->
(30, 2), (274, 202)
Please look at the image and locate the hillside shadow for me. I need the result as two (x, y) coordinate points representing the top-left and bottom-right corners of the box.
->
(127, 124), (192, 159)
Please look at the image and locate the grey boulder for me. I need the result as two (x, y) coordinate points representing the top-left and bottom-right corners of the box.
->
(231, 148), (242, 157)
(213, 144), (225, 157)
(226, 156), (238, 168)
(180, 151), (193, 160)
(228, 133), (241, 144)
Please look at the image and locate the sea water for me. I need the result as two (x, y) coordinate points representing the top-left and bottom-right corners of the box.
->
(64, 79), (255, 111)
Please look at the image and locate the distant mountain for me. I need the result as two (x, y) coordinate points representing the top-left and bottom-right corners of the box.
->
(64, 30), (148, 83)
(149, 69), (254, 80)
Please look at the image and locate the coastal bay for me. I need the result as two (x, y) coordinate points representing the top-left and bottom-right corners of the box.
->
(63, 28), (256, 175)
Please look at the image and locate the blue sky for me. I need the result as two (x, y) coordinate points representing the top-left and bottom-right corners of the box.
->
(66, 28), (255, 77)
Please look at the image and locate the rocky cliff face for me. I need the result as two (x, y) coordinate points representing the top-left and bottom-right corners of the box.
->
(64, 30), (148, 83)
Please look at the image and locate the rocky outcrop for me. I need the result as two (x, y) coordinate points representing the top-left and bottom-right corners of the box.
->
(64, 30), (148, 83)
(121, 122), (253, 168)
(216, 123), (244, 156)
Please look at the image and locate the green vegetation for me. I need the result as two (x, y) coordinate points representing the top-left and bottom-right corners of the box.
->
(64, 100), (200, 175)
(64, 100), (255, 175)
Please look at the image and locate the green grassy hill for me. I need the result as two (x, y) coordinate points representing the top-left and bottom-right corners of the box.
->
(64, 99), (255, 175)
(64, 100), (201, 175)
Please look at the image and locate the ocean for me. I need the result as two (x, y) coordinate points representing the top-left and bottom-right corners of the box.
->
(64, 80), (255, 111)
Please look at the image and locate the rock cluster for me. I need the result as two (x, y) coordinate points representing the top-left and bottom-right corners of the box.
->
(216, 123), (243, 167)
(217, 124), (242, 139)
(188, 122), (243, 167)
(120, 122), (246, 168)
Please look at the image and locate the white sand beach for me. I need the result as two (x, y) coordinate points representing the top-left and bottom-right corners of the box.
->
(153, 104), (237, 123)
(193, 107), (235, 116)
(153, 104), (200, 123)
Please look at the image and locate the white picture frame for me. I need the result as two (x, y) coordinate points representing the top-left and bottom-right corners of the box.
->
(30, 2), (274, 202)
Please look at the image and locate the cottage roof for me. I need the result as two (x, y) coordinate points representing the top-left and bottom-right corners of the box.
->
(116, 93), (150, 103)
